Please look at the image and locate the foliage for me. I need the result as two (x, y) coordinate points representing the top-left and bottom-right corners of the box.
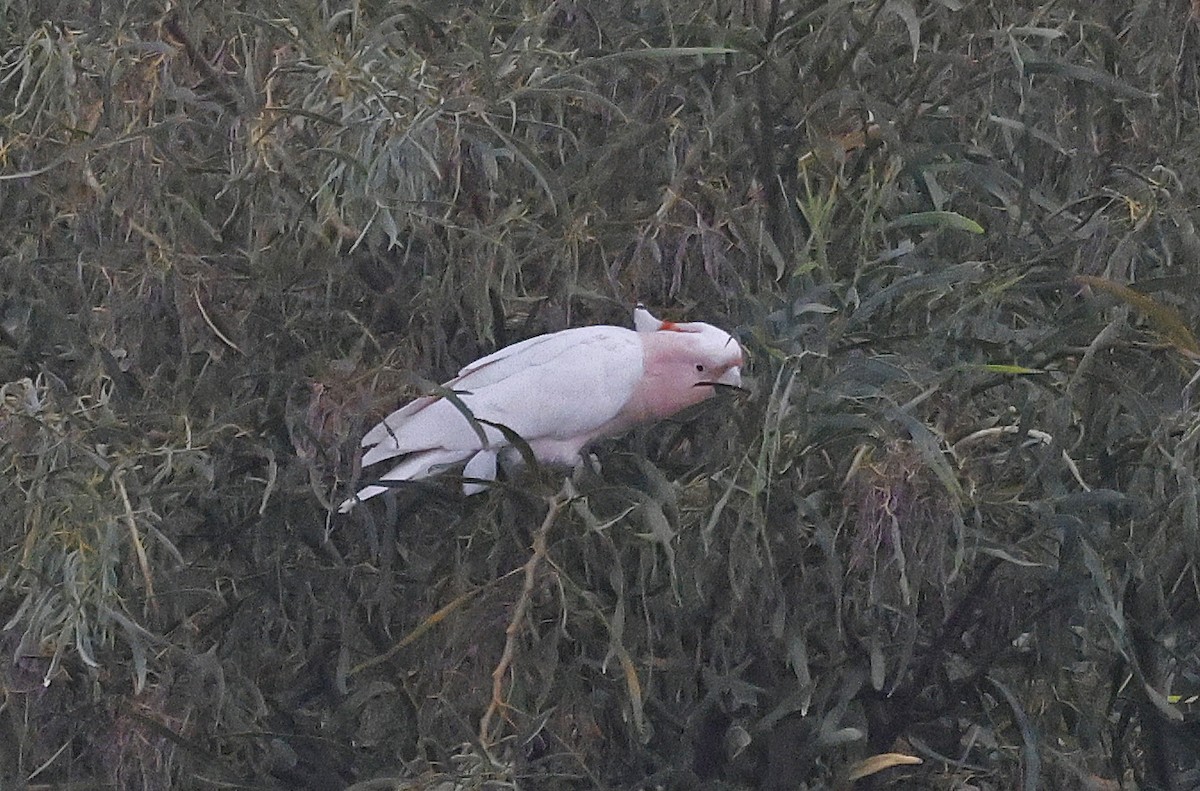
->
(2, 0), (1199, 788)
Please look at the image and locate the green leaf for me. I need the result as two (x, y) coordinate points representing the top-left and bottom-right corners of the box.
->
(1025, 59), (1157, 100)
(579, 46), (742, 69)
(978, 363), (1044, 375)
(886, 211), (985, 234)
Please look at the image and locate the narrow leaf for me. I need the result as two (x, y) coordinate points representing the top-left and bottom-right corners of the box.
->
(848, 752), (923, 781)
(1077, 275), (1200, 357)
(887, 211), (985, 234)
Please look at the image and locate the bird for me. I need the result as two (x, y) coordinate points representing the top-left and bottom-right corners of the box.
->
(338, 305), (743, 512)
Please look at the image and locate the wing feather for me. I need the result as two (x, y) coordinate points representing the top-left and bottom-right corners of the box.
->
(358, 326), (644, 467)
(337, 448), (471, 511)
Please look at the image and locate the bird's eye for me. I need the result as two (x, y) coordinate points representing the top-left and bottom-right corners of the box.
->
(695, 364), (706, 373)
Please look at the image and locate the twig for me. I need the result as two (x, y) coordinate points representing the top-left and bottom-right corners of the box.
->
(348, 567), (522, 677)
(163, 13), (245, 112)
(193, 289), (245, 354)
(115, 470), (158, 613)
(479, 483), (571, 746)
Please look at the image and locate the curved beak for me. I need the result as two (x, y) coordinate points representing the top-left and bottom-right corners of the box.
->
(696, 365), (745, 393)
(718, 365), (742, 387)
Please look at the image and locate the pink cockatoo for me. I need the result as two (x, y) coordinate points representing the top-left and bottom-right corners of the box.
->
(339, 305), (742, 511)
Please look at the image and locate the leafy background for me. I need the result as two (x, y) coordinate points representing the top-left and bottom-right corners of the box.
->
(3, 0), (1199, 789)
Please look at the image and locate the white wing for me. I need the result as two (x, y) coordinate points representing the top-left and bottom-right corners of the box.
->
(359, 326), (645, 467)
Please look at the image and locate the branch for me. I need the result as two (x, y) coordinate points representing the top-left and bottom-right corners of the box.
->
(479, 483), (572, 746)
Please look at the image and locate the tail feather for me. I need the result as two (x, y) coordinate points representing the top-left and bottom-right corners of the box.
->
(359, 398), (503, 468)
(461, 448), (499, 495)
(339, 448), (473, 512)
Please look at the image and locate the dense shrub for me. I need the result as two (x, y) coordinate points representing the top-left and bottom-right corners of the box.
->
(2, 1), (1198, 788)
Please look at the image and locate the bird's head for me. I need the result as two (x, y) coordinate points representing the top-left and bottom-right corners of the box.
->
(634, 304), (743, 392)
(632, 311), (744, 425)
(667, 320), (744, 392)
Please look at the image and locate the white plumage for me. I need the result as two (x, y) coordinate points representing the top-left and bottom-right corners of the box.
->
(340, 305), (742, 511)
